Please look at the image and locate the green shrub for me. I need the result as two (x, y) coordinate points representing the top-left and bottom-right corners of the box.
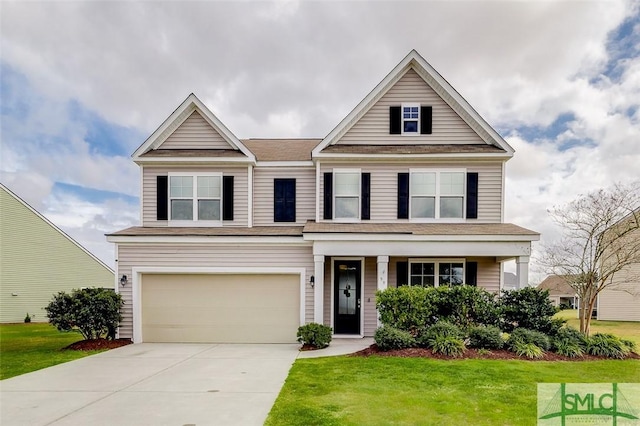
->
(621, 339), (637, 354)
(431, 336), (466, 357)
(507, 328), (551, 351)
(45, 288), (124, 340)
(297, 323), (332, 349)
(24, 313), (31, 323)
(477, 348), (492, 356)
(374, 326), (416, 351)
(512, 341), (544, 359)
(376, 286), (439, 333)
(468, 325), (504, 349)
(417, 321), (464, 348)
(553, 339), (585, 358)
(587, 333), (629, 359)
(434, 286), (500, 329)
(500, 287), (563, 334)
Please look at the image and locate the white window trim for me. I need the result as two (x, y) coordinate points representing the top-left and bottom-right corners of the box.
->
(401, 102), (420, 135)
(168, 172), (223, 227)
(409, 258), (466, 287)
(333, 168), (361, 223)
(409, 168), (466, 223)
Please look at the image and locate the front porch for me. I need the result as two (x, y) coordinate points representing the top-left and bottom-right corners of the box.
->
(303, 221), (540, 337)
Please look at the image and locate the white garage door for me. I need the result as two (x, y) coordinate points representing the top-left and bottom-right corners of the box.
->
(141, 274), (300, 343)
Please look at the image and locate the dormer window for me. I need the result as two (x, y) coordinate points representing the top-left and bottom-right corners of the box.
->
(402, 103), (420, 134)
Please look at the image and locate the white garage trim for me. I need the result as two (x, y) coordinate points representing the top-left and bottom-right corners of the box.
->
(131, 266), (306, 343)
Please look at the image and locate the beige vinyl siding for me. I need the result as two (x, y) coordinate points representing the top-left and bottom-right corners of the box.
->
(142, 165), (248, 227)
(158, 111), (233, 150)
(339, 69), (483, 145)
(598, 284), (640, 321)
(253, 167), (315, 226)
(319, 161), (502, 223)
(115, 243), (314, 339)
(0, 187), (113, 323)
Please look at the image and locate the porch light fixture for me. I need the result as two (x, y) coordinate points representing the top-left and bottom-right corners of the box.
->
(310, 275), (315, 288)
(120, 275), (128, 287)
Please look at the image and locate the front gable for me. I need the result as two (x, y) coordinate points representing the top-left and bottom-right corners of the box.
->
(313, 50), (514, 158)
(132, 93), (255, 163)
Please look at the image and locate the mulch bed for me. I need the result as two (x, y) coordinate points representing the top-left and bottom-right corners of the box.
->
(63, 338), (132, 351)
(352, 344), (640, 361)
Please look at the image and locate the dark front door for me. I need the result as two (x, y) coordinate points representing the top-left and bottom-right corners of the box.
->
(334, 260), (361, 334)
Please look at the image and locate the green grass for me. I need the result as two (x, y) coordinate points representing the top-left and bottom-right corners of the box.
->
(266, 356), (640, 426)
(555, 309), (640, 347)
(0, 323), (103, 380)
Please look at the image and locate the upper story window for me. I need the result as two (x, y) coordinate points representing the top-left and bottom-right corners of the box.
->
(169, 173), (221, 223)
(402, 103), (420, 134)
(274, 178), (296, 222)
(410, 170), (465, 220)
(409, 259), (465, 287)
(334, 170), (361, 220)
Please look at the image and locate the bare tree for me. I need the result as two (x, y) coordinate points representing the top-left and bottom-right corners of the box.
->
(538, 182), (640, 335)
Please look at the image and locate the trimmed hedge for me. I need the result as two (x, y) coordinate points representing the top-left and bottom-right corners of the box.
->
(468, 325), (504, 350)
(297, 323), (332, 349)
(374, 326), (416, 351)
(417, 321), (464, 348)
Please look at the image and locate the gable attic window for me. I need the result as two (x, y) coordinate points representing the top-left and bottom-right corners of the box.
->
(169, 173), (221, 224)
(402, 103), (419, 134)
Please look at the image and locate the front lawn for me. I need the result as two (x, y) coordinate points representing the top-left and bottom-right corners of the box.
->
(554, 309), (640, 347)
(0, 323), (104, 380)
(266, 356), (640, 425)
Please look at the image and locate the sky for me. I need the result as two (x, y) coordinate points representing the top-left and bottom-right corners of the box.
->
(1, 0), (639, 283)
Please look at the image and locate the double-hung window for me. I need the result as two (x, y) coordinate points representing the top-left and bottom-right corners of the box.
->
(334, 170), (360, 220)
(402, 103), (420, 134)
(409, 259), (465, 287)
(169, 173), (221, 224)
(410, 170), (465, 220)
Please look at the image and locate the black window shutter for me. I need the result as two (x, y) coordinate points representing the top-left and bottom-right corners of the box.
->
(396, 261), (408, 287)
(323, 172), (333, 220)
(390, 106), (401, 134)
(156, 176), (168, 220)
(397, 172), (409, 219)
(420, 106), (432, 134)
(466, 172), (478, 219)
(361, 173), (371, 220)
(274, 179), (295, 222)
(222, 176), (234, 221)
(465, 261), (478, 286)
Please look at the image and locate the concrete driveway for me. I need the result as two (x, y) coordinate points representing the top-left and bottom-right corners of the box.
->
(0, 343), (300, 426)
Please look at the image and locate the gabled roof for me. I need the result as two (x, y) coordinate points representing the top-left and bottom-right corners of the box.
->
(132, 93), (255, 162)
(537, 275), (576, 296)
(0, 183), (114, 274)
(313, 49), (514, 157)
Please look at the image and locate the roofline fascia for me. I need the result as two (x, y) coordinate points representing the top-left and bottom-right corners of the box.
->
(0, 183), (115, 273)
(134, 157), (256, 165)
(106, 235), (309, 244)
(256, 161), (314, 167)
(311, 152), (513, 161)
(302, 232), (540, 242)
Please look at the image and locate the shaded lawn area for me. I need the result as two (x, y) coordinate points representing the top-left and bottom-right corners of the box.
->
(555, 309), (640, 347)
(266, 356), (640, 426)
(0, 323), (103, 380)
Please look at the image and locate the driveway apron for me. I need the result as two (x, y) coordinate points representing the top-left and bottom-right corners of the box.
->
(0, 343), (299, 426)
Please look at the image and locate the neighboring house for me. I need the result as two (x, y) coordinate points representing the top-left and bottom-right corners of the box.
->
(0, 183), (114, 323)
(597, 208), (640, 321)
(537, 275), (578, 309)
(107, 50), (539, 344)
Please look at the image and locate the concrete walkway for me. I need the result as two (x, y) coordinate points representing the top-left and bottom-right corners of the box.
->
(0, 339), (372, 426)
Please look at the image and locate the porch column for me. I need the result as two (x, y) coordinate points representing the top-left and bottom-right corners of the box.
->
(377, 256), (389, 327)
(516, 256), (530, 289)
(314, 255), (324, 324)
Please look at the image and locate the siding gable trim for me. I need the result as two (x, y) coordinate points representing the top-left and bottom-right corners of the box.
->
(313, 50), (514, 157)
(132, 93), (256, 162)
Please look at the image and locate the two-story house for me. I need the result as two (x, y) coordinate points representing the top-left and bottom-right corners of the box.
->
(107, 50), (539, 343)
